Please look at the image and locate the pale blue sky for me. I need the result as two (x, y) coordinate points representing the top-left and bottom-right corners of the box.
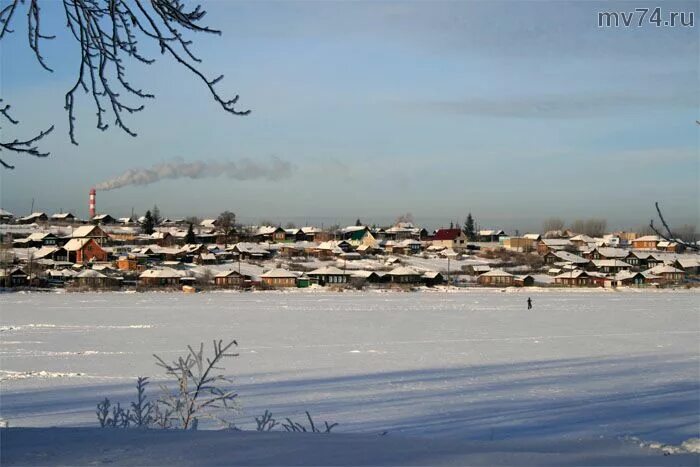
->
(1, 0), (698, 231)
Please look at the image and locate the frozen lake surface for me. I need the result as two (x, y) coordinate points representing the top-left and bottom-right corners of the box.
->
(1, 289), (698, 445)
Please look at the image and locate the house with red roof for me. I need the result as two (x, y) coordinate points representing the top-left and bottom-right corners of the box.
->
(430, 228), (468, 251)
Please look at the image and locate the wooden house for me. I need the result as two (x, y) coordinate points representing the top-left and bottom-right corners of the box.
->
(17, 212), (48, 224)
(75, 269), (120, 289)
(70, 225), (110, 246)
(631, 235), (660, 250)
(537, 239), (574, 255)
(477, 269), (514, 286)
(478, 229), (507, 243)
(307, 266), (350, 286)
(92, 214), (117, 224)
(431, 229), (468, 251)
(591, 259), (633, 274)
(139, 268), (185, 287)
(254, 226), (286, 243)
(51, 212), (77, 223)
(64, 238), (108, 263)
(0, 268), (29, 287)
(387, 266), (423, 284)
(260, 268), (297, 287)
(214, 270), (248, 288)
(554, 270), (593, 286)
(646, 264), (685, 284)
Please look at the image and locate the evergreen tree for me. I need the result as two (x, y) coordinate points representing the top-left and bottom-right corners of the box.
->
(449, 221), (454, 229)
(355, 218), (362, 226)
(142, 210), (155, 235)
(185, 223), (196, 244)
(464, 213), (476, 241)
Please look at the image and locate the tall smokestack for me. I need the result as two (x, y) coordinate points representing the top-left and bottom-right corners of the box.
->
(89, 188), (96, 219)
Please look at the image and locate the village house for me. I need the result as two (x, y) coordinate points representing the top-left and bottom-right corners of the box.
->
(139, 268), (187, 287)
(75, 269), (121, 289)
(214, 270), (248, 288)
(646, 264), (685, 284)
(71, 225), (111, 246)
(92, 214), (117, 224)
(17, 212), (48, 224)
(0, 267), (29, 287)
(260, 268), (298, 287)
(503, 235), (539, 252)
(585, 247), (629, 261)
(554, 270), (593, 287)
(591, 259), (633, 274)
(514, 274), (535, 287)
(431, 228), (468, 251)
(253, 226), (287, 243)
(51, 212), (77, 223)
(657, 240), (684, 253)
(387, 266), (423, 285)
(631, 235), (661, 250)
(477, 269), (514, 286)
(34, 246), (69, 262)
(341, 226), (377, 247)
(543, 250), (589, 267)
(537, 238), (574, 255)
(607, 270), (651, 288)
(478, 229), (507, 243)
(422, 271), (444, 286)
(672, 258), (700, 275)
(13, 232), (60, 248)
(307, 266), (350, 286)
(63, 238), (108, 263)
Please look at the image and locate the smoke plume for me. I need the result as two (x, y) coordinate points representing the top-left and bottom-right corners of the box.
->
(94, 157), (294, 191)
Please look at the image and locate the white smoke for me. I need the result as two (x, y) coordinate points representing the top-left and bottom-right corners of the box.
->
(94, 157), (294, 191)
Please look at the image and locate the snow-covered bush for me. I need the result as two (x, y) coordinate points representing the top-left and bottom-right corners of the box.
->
(153, 339), (239, 429)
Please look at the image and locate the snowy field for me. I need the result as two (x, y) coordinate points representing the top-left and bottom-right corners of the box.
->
(1, 289), (699, 464)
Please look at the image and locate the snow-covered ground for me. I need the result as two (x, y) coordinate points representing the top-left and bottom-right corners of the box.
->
(1, 290), (698, 464)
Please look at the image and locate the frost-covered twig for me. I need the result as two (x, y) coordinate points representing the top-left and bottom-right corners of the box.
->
(153, 339), (239, 429)
(282, 411), (338, 433)
(129, 376), (153, 427)
(255, 410), (278, 431)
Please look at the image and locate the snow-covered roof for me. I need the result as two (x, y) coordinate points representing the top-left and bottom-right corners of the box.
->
(51, 212), (74, 219)
(76, 269), (107, 278)
(308, 266), (349, 276)
(139, 268), (184, 279)
(647, 264), (684, 274)
(592, 259), (632, 268)
(63, 238), (92, 251)
(554, 270), (589, 279)
(633, 235), (661, 242)
(388, 266), (421, 276)
(593, 247), (629, 259)
(260, 268), (297, 278)
(550, 251), (589, 264)
(479, 268), (513, 277)
(71, 225), (106, 238)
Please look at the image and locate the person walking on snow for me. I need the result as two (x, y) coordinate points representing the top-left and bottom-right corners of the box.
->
(527, 297), (532, 310)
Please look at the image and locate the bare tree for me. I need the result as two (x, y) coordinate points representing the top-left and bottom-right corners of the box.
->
(542, 217), (565, 233)
(217, 210), (235, 246)
(0, 0), (249, 169)
(650, 202), (698, 251)
(569, 218), (607, 237)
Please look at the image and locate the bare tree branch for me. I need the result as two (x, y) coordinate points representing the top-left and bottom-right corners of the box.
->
(650, 202), (698, 251)
(0, 0), (250, 167)
(0, 99), (54, 169)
